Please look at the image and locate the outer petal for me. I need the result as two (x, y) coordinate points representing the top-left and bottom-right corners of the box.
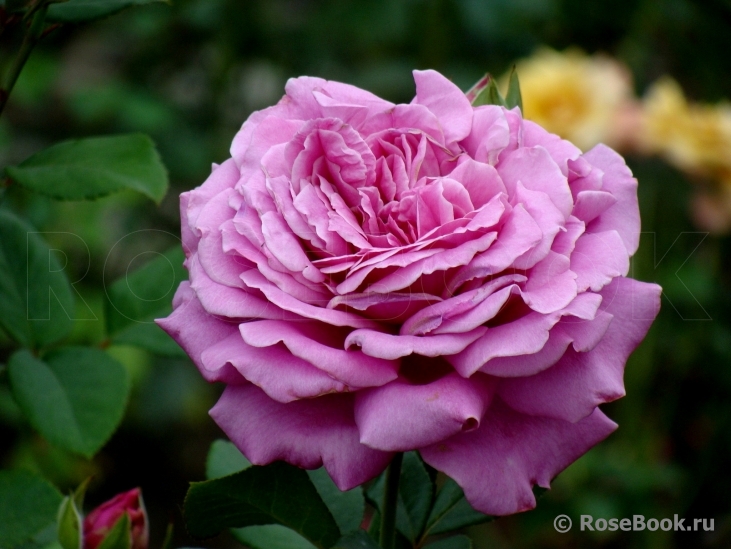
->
(413, 70), (473, 145)
(211, 384), (392, 490)
(200, 333), (348, 403)
(582, 144), (641, 254)
(188, 254), (288, 320)
(155, 282), (240, 383)
(420, 399), (617, 516)
(498, 277), (662, 422)
(184, 159), (240, 244)
(354, 373), (492, 452)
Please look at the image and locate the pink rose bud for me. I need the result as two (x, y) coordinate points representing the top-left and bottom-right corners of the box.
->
(83, 488), (148, 549)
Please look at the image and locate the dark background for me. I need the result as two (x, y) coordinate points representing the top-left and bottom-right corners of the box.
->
(1, 1), (731, 548)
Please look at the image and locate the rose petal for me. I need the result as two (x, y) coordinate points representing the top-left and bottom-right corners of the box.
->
(447, 158), (507, 208)
(345, 327), (487, 360)
(497, 277), (661, 422)
(201, 333), (348, 402)
(401, 274), (526, 336)
(211, 385), (392, 490)
(189, 253), (292, 320)
(498, 146), (573, 219)
(367, 231), (498, 294)
(448, 204), (542, 295)
(241, 269), (379, 329)
(461, 106), (510, 164)
(521, 251), (578, 314)
(449, 292), (602, 377)
(260, 211), (326, 283)
(570, 230), (630, 292)
(239, 320), (398, 388)
(354, 374), (492, 451)
(480, 309), (613, 378)
(420, 399), (617, 516)
(582, 144), (640, 254)
(155, 283), (240, 383)
(522, 119), (581, 176)
(413, 70), (473, 145)
(572, 190), (618, 224)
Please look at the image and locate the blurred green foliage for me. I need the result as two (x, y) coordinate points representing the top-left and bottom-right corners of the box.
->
(2, 0), (731, 548)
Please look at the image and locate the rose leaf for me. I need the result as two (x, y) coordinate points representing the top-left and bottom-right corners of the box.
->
(184, 462), (341, 549)
(7, 347), (130, 458)
(6, 134), (168, 203)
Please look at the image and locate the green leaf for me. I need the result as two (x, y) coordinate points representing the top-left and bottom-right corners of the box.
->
(398, 452), (433, 540)
(424, 534), (472, 549)
(366, 452), (433, 543)
(332, 531), (380, 549)
(46, 0), (169, 24)
(8, 347), (130, 458)
(504, 66), (523, 111)
(0, 210), (74, 348)
(307, 468), (364, 535)
(231, 525), (316, 549)
(13, 522), (60, 549)
(105, 246), (186, 354)
(424, 479), (493, 537)
(6, 134), (168, 203)
(56, 497), (82, 549)
(184, 462), (340, 549)
(205, 440), (252, 480)
(0, 470), (62, 549)
(96, 514), (131, 549)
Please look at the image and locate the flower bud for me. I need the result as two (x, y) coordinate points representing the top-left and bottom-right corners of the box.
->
(83, 488), (148, 549)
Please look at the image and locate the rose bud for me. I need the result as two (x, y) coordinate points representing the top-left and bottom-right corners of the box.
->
(83, 488), (148, 549)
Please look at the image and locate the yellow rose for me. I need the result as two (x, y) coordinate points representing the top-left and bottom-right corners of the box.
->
(641, 78), (731, 175)
(508, 48), (634, 151)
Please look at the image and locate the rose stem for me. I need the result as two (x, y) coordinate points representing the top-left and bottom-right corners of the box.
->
(0, 4), (48, 118)
(379, 452), (403, 549)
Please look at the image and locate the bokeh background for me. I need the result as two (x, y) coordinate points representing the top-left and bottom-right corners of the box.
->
(2, 0), (731, 548)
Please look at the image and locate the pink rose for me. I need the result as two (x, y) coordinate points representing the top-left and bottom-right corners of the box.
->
(83, 488), (148, 549)
(158, 70), (661, 515)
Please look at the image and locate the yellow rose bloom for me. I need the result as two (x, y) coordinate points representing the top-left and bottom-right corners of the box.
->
(641, 77), (731, 175)
(509, 48), (634, 151)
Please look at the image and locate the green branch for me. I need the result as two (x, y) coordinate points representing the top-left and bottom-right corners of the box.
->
(0, 4), (48, 117)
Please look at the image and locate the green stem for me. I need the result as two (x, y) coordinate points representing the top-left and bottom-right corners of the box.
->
(0, 4), (48, 118)
(380, 452), (403, 549)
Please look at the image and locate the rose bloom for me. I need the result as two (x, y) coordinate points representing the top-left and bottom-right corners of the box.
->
(83, 488), (148, 549)
(509, 48), (635, 152)
(158, 70), (661, 515)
